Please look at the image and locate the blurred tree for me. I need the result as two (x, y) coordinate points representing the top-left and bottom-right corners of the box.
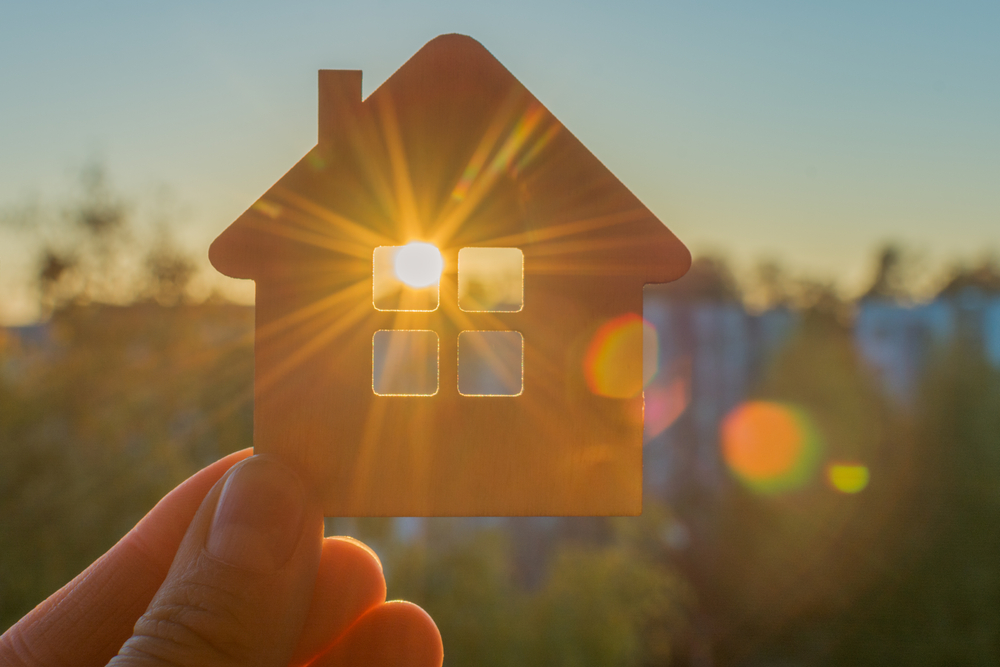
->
(384, 514), (690, 667)
(143, 230), (196, 305)
(529, 546), (681, 667)
(1, 166), (230, 632)
(693, 266), (1000, 665)
(1, 164), (199, 315)
(387, 527), (529, 667)
(35, 164), (136, 311)
(0, 303), (254, 630)
(823, 345), (1000, 666)
(937, 256), (1000, 298)
(656, 255), (742, 303)
(704, 310), (896, 664)
(866, 245), (905, 299)
(861, 243), (931, 302)
(744, 259), (792, 312)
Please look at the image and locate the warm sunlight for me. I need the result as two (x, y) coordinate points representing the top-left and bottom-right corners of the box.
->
(394, 242), (443, 288)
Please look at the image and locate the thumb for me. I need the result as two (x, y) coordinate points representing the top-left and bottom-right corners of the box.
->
(109, 455), (323, 667)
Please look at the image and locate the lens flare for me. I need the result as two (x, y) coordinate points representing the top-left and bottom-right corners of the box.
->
(721, 401), (822, 494)
(584, 314), (658, 398)
(827, 463), (869, 494)
(643, 376), (689, 441)
(394, 242), (443, 288)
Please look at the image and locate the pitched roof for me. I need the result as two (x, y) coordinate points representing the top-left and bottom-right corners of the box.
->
(210, 34), (688, 284)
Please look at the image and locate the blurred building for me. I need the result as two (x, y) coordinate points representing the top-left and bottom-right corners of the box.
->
(855, 289), (1000, 409)
(853, 299), (953, 409)
(642, 296), (799, 500)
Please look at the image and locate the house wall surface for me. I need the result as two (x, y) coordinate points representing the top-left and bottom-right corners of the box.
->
(253, 261), (649, 515)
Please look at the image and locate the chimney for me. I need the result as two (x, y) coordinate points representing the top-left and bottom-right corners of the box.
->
(318, 70), (362, 148)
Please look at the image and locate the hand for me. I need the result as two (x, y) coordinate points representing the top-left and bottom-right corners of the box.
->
(0, 450), (443, 667)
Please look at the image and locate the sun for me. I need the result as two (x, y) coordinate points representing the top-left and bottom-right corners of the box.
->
(394, 242), (443, 288)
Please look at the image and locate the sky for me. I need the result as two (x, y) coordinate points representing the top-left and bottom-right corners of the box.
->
(1, 1), (998, 323)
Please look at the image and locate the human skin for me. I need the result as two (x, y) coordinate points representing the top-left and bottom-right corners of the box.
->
(0, 449), (443, 667)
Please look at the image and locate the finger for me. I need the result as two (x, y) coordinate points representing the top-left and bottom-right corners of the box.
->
(109, 454), (324, 667)
(290, 537), (387, 666)
(309, 601), (443, 667)
(0, 448), (253, 667)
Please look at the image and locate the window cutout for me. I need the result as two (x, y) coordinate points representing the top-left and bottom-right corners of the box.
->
(458, 247), (523, 312)
(373, 244), (442, 311)
(373, 330), (438, 396)
(458, 331), (523, 396)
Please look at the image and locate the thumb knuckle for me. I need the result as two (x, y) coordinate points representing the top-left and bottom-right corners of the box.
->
(115, 576), (258, 666)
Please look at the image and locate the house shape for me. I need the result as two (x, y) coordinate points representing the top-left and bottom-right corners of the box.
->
(210, 34), (690, 516)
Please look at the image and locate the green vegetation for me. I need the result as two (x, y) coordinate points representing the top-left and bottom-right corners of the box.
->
(0, 303), (253, 630)
(373, 513), (690, 667)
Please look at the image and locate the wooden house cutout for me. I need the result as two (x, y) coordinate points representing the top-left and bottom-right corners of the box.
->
(210, 34), (690, 516)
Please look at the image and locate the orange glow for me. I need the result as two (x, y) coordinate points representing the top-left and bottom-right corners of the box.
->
(721, 401), (822, 494)
(724, 403), (800, 478)
(584, 314), (657, 398)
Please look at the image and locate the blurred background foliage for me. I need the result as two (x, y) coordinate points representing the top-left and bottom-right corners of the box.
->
(2, 171), (1000, 665)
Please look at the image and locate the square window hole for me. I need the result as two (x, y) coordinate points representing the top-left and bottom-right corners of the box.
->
(458, 247), (523, 312)
(373, 244), (442, 311)
(458, 331), (523, 396)
(373, 330), (439, 396)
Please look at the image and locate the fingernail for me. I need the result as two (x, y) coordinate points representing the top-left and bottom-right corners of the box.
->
(206, 456), (306, 572)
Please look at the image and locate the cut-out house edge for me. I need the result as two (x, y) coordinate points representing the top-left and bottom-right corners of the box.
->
(208, 33), (690, 516)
